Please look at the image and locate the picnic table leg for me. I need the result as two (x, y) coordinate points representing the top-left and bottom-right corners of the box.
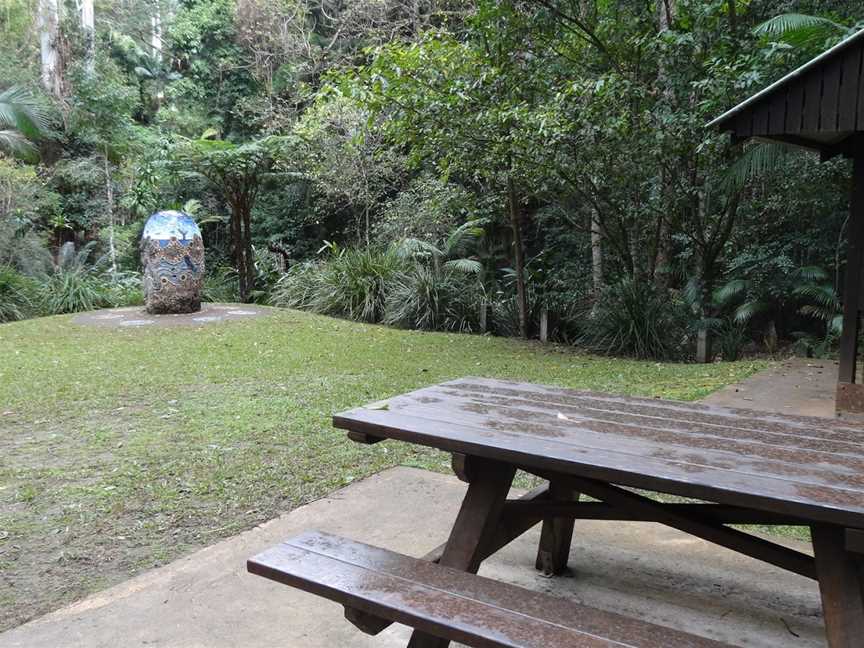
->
(535, 481), (579, 576)
(812, 525), (864, 648)
(407, 457), (516, 648)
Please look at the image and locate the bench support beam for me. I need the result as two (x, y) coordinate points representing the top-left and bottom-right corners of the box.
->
(541, 472), (817, 580)
(535, 481), (579, 576)
(812, 525), (864, 648)
(504, 500), (811, 526)
(408, 458), (516, 648)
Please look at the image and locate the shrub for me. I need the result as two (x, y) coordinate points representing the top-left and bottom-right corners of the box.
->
(0, 265), (38, 322)
(250, 247), (283, 304)
(715, 320), (747, 362)
(38, 242), (143, 315)
(202, 267), (240, 303)
(383, 265), (482, 332)
(271, 246), (407, 322)
(40, 266), (107, 314)
(270, 261), (324, 311)
(375, 175), (473, 245)
(577, 279), (687, 360)
(105, 271), (144, 307)
(322, 247), (406, 321)
(490, 289), (544, 339)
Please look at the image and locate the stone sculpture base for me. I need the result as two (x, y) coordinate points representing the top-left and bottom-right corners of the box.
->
(145, 295), (201, 315)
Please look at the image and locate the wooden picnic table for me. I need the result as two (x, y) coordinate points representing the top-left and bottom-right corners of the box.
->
(250, 377), (864, 647)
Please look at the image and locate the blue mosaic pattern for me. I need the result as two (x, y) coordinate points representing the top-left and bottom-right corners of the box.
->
(141, 210), (205, 314)
(142, 210), (202, 244)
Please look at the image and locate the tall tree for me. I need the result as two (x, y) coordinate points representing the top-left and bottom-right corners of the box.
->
(151, 1), (163, 60)
(352, 2), (544, 337)
(80, 0), (95, 76)
(174, 136), (290, 301)
(38, 0), (63, 99)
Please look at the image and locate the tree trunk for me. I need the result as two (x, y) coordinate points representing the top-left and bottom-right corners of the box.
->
(695, 189), (714, 364)
(727, 0), (738, 36)
(241, 202), (255, 303)
(38, 0), (63, 99)
(590, 208), (603, 293)
(151, 3), (163, 59)
(80, 0), (95, 76)
(654, 213), (672, 289)
(507, 175), (528, 339)
(653, 0), (676, 290)
(230, 206), (245, 301)
(151, 2), (164, 109)
(103, 150), (116, 274)
(659, 0), (676, 29)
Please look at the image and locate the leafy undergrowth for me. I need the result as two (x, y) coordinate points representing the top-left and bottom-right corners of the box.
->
(0, 308), (765, 631)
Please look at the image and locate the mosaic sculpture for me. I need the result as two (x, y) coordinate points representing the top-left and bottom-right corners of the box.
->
(141, 210), (205, 314)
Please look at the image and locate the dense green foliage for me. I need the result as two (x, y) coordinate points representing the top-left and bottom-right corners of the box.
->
(2, 0), (863, 359)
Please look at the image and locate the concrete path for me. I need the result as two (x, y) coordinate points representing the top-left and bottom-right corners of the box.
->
(0, 467), (825, 648)
(702, 357), (837, 418)
(72, 303), (272, 328)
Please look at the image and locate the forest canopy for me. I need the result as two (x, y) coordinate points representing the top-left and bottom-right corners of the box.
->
(1, 0), (862, 361)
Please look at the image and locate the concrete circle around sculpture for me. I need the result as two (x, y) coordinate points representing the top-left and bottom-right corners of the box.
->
(73, 304), (273, 328)
(141, 210), (205, 315)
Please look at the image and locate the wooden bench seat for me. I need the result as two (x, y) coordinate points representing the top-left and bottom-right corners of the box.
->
(247, 531), (732, 648)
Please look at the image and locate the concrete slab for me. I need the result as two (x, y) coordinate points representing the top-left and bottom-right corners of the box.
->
(0, 467), (825, 648)
(702, 357), (837, 418)
(72, 303), (272, 329)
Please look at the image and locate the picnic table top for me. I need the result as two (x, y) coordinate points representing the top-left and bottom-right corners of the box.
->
(333, 377), (864, 529)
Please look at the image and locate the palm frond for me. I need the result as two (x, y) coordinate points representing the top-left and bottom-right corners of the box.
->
(791, 265), (828, 282)
(794, 284), (838, 307)
(395, 237), (441, 259)
(754, 14), (851, 48)
(713, 278), (748, 304)
(443, 219), (485, 258)
(443, 258), (483, 274)
(0, 129), (37, 159)
(719, 143), (792, 193)
(681, 276), (704, 307)
(733, 300), (769, 324)
(0, 86), (51, 140)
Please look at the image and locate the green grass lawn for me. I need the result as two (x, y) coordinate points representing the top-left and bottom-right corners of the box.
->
(0, 307), (766, 631)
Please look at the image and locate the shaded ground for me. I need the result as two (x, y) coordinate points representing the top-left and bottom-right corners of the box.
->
(0, 469), (824, 648)
(0, 308), (764, 632)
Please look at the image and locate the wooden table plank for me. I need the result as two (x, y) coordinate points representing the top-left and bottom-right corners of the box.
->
(392, 387), (864, 489)
(334, 378), (864, 528)
(455, 378), (864, 443)
(446, 382), (864, 451)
